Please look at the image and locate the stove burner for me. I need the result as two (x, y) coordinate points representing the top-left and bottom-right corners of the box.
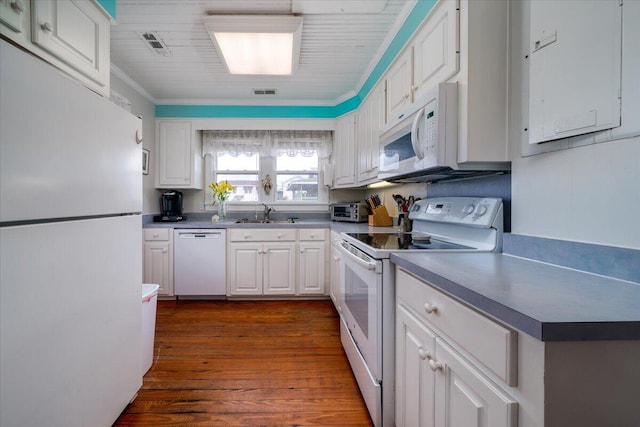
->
(346, 232), (473, 250)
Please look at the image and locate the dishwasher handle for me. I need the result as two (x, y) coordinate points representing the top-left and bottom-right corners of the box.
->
(177, 230), (223, 239)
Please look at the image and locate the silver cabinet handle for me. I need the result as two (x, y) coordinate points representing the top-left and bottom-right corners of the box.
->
(41, 22), (53, 32)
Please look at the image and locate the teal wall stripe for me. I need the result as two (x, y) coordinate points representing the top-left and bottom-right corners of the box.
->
(154, 1), (436, 119)
(97, 0), (116, 19)
(155, 104), (337, 119)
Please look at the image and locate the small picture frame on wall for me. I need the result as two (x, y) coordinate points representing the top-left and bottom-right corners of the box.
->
(142, 149), (149, 175)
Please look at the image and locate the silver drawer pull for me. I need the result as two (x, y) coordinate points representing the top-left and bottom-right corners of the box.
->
(423, 303), (438, 314)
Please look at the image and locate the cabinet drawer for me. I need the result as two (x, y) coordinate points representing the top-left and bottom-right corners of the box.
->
(299, 229), (326, 241)
(397, 268), (517, 386)
(144, 228), (170, 241)
(228, 228), (296, 242)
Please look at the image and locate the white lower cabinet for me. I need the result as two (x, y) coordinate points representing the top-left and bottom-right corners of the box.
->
(298, 229), (327, 295)
(143, 228), (173, 297)
(396, 304), (437, 427)
(434, 337), (517, 427)
(227, 228), (301, 296)
(228, 228), (328, 297)
(228, 241), (296, 296)
(396, 269), (517, 427)
(263, 242), (296, 295)
(396, 267), (640, 427)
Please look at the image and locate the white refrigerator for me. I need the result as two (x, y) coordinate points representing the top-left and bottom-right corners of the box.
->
(0, 40), (143, 426)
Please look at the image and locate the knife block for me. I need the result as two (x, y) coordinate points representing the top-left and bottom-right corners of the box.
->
(368, 206), (393, 227)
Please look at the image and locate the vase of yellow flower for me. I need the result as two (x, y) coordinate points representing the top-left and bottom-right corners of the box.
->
(209, 180), (236, 221)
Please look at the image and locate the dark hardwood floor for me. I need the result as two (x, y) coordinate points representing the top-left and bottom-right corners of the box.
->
(114, 299), (373, 426)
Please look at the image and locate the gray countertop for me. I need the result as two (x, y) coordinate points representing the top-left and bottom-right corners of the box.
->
(144, 218), (396, 233)
(390, 252), (640, 342)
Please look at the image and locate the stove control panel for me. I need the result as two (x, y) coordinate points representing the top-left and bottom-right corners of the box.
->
(409, 197), (502, 228)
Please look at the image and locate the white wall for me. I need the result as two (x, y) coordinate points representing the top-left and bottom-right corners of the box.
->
(109, 73), (158, 214)
(508, 0), (640, 249)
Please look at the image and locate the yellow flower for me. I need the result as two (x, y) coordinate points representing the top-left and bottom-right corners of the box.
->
(209, 180), (236, 203)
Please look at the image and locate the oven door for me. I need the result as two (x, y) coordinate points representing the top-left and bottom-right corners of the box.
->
(337, 240), (382, 380)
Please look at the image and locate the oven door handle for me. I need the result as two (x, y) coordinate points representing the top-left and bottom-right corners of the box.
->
(338, 242), (377, 271)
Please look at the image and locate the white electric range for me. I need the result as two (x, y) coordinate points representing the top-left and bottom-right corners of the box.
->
(336, 197), (504, 427)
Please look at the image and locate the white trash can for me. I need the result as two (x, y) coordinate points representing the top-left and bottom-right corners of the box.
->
(141, 284), (160, 376)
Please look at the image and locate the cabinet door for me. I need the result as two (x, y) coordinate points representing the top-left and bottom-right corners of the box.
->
(434, 338), (518, 427)
(157, 121), (193, 187)
(263, 242), (296, 295)
(228, 243), (262, 295)
(386, 48), (413, 123)
(412, 0), (459, 101)
(298, 241), (326, 295)
(1, 0), (27, 33)
(356, 103), (369, 183)
(143, 241), (173, 296)
(357, 82), (385, 184)
(333, 114), (356, 187)
(396, 304), (437, 427)
(31, 0), (109, 89)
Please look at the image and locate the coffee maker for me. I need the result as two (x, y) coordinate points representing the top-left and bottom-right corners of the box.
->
(153, 190), (186, 222)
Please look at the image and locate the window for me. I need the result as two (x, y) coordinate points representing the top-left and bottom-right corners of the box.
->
(276, 153), (318, 201)
(215, 152), (259, 202)
(203, 130), (331, 208)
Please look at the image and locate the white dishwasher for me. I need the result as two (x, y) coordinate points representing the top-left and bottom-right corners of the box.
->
(174, 229), (226, 296)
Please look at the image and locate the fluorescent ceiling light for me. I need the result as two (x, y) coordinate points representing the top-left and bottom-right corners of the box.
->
(203, 15), (303, 76)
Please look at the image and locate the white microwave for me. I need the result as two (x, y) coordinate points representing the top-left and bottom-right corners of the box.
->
(378, 82), (458, 181)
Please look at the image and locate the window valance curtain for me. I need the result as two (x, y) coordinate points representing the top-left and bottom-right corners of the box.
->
(270, 130), (332, 159)
(202, 130), (268, 157)
(202, 130), (332, 159)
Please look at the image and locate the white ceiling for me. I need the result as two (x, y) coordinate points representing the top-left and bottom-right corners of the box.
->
(109, 0), (412, 104)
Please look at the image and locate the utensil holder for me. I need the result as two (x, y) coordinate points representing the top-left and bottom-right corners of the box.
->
(368, 206), (393, 227)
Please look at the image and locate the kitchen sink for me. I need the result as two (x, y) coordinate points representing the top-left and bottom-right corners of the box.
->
(234, 218), (296, 224)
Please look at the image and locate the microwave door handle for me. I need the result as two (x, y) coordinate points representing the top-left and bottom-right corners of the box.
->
(411, 107), (426, 160)
(338, 242), (377, 271)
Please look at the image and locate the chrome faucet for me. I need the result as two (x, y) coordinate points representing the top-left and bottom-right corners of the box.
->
(262, 203), (274, 222)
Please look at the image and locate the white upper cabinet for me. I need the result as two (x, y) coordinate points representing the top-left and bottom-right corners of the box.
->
(357, 81), (385, 185)
(412, 0), (459, 102)
(333, 113), (356, 188)
(386, 0), (459, 124)
(386, 48), (414, 123)
(156, 120), (203, 189)
(0, 0), (111, 96)
(31, 0), (109, 90)
(528, 0), (622, 145)
(0, 0), (26, 33)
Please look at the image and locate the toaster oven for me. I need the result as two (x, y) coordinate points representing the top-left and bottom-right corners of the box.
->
(330, 202), (368, 223)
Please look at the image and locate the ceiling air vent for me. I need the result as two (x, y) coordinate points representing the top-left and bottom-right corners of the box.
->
(253, 89), (277, 95)
(140, 32), (172, 56)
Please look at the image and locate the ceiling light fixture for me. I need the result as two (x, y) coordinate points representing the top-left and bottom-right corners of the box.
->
(203, 15), (303, 76)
